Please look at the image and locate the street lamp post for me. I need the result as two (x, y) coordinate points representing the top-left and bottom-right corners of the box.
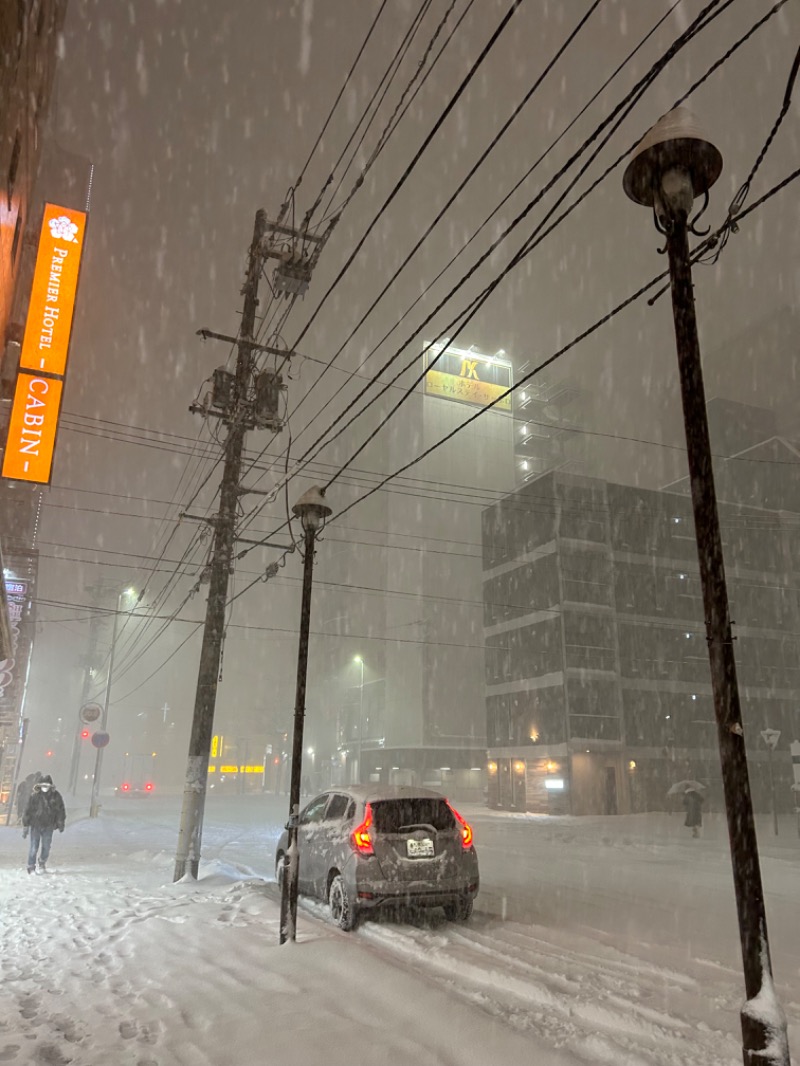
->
(89, 587), (136, 818)
(353, 654), (364, 784)
(279, 486), (332, 945)
(623, 108), (788, 1066)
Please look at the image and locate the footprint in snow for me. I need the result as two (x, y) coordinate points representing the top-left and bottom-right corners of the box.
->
(33, 1045), (71, 1066)
(50, 1016), (83, 1045)
(18, 996), (40, 1021)
(119, 1021), (161, 1046)
(0, 1046), (21, 1062)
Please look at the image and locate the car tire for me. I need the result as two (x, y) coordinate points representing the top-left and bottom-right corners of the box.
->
(275, 852), (285, 890)
(329, 874), (357, 931)
(443, 895), (473, 922)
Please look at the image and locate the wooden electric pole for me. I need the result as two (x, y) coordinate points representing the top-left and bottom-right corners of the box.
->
(173, 210), (268, 881)
(173, 204), (331, 881)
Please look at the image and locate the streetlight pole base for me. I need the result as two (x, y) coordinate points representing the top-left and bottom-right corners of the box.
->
(741, 1008), (789, 1066)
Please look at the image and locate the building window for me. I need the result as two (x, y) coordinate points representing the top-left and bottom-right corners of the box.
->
(7, 130), (21, 208)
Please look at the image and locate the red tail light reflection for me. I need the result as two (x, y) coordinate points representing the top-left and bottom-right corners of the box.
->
(351, 802), (374, 855)
(448, 802), (474, 849)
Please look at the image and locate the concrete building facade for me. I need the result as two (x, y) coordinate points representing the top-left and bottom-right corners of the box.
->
(483, 403), (800, 815)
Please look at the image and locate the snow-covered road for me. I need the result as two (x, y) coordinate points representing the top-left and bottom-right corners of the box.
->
(0, 794), (796, 1065)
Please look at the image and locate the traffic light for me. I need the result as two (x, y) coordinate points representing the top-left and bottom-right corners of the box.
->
(81, 729), (90, 740)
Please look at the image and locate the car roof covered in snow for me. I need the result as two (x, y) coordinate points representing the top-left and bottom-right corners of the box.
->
(315, 785), (449, 805)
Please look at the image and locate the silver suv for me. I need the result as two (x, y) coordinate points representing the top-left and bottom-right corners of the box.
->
(275, 785), (479, 931)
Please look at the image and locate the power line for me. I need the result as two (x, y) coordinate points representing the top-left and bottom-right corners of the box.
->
(287, 0), (526, 401)
(112, 622), (203, 706)
(234, 0), (504, 502)
(292, 0), (390, 198)
(304, 0), (432, 227)
(321, 0), (461, 223)
(320, 0), (746, 491)
(322, 0), (478, 229)
(251, 0), (739, 513)
(289, 0), (686, 462)
(330, 164), (800, 525)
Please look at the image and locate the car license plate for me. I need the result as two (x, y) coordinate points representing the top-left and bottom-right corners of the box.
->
(406, 838), (434, 858)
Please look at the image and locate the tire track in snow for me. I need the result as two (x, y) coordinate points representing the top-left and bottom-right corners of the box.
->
(356, 913), (743, 1066)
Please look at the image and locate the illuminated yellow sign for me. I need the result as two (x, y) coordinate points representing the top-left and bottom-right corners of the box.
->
(20, 203), (87, 377)
(423, 344), (513, 412)
(208, 764), (265, 774)
(2, 373), (64, 483)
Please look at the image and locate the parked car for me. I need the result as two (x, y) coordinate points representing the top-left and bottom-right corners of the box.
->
(275, 785), (479, 931)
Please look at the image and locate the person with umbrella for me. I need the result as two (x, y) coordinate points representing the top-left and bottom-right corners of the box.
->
(683, 786), (704, 838)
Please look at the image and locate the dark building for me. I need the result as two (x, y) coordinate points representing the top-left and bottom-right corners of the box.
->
(1, 0), (68, 367)
(482, 401), (800, 815)
(0, 0), (73, 808)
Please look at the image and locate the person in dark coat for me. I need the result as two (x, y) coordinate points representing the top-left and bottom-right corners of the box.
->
(683, 787), (704, 838)
(15, 771), (42, 824)
(21, 774), (66, 873)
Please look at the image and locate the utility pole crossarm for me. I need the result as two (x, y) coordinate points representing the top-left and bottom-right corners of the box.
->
(196, 328), (295, 360)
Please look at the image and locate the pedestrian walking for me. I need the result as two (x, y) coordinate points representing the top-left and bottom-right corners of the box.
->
(15, 771), (42, 825)
(21, 775), (66, 873)
(683, 786), (704, 838)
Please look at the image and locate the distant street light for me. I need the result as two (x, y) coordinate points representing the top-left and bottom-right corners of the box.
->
(89, 586), (138, 818)
(279, 486), (332, 945)
(353, 654), (365, 784)
(623, 107), (788, 1066)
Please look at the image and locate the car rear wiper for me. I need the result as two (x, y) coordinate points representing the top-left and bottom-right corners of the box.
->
(396, 823), (436, 834)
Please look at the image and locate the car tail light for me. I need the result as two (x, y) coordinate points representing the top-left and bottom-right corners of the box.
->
(144, 782), (154, 792)
(351, 803), (374, 856)
(121, 782), (130, 792)
(447, 802), (473, 849)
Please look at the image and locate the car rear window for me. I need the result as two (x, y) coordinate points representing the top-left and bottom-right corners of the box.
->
(371, 798), (455, 833)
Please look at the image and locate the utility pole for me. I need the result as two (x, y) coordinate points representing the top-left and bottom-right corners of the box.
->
(173, 210), (267, 881)
(173, 206), (331, 882)
(68, 587), (104, 795)
(89, 586), (137, 818)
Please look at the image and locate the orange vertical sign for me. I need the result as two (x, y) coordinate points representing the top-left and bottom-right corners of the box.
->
(1, 372), (64, 484)
(19, 203), (87, 377)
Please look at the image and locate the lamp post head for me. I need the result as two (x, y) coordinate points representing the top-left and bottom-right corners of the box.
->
(292, 485), (332, 532)
(623, 107), (722, 210)
(120, 586), (139, 608)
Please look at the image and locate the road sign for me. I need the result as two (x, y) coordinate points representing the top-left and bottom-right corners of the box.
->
(91, 731), (110, 749)
(791, 740), (800, 790)
(80, 703), (102, 725)
(761, 728), (781, 749)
